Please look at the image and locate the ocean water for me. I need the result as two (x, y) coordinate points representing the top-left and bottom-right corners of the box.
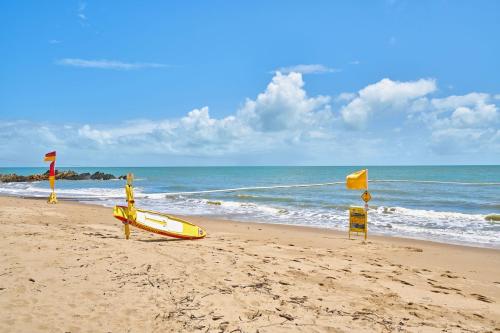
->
(1, 166), (499, 248)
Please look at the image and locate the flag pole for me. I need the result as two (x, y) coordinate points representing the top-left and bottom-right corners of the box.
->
(124, 173), (136, 240)
(45, 152), (58, 204)
(364, 169), (368, 240)
(346, 168), (370, 241)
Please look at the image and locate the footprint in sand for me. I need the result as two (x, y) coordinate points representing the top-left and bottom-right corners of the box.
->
(404, 246), (423, 252)
(470, 293), (494, 303)
(427, 281), (461, 292)
(361, 273), (378, 280)
(431, 290), (449, 295)
(392, 278), (414, 286)
(441, 273), (459, 279)
(370, 262), (383, 267)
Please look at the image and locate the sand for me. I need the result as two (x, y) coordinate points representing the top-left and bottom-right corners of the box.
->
(0, 196), (499, 332)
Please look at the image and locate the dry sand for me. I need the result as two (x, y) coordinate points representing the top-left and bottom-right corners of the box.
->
(0, 196), (499, 332)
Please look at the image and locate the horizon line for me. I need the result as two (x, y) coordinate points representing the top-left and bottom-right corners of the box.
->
(1, 164), (499, 168)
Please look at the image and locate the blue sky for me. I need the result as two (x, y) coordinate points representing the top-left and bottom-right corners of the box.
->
(1, 0), (499, 166)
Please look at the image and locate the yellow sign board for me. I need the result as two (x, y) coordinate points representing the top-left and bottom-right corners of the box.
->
(361, 191), (372, 203)
(349, 206), (367, 240)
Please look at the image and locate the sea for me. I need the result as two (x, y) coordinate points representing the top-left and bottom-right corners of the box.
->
(0, 166), (499, 248)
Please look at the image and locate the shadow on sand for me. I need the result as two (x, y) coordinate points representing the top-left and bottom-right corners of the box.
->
(137, 238), (185, 243)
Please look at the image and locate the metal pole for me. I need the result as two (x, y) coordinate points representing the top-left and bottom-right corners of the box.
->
(365, 169), (368, 240)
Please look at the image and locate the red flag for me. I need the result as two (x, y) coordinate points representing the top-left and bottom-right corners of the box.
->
(44, 151), (56, 162)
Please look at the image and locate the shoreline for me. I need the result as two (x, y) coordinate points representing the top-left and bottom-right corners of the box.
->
(1, 196), (499, 332)
(2, 194), (499, 251)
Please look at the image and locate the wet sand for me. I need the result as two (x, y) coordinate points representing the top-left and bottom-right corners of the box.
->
(0, 196), (499, 332)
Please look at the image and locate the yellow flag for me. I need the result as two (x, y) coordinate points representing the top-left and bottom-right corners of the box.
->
(346, 169), (368, 190)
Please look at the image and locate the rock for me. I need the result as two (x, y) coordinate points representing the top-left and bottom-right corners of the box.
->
(58, 170), (79, 180)
(0, 170), (119, 182)
(60, 171), (91, 180)
(77, 172), (91, 180)
(0, 174), (29, 182)
(90, 172), (116, 180)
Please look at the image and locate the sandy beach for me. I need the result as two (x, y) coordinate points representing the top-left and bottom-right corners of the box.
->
(0, 196), (499, 332)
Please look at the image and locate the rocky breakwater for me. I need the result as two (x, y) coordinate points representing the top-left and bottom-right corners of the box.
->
(0, 170), (126, 183)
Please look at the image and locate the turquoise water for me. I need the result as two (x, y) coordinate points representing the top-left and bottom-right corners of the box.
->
(1, 166), (499, 247)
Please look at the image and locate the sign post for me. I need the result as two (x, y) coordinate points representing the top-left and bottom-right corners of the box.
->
(346, 169), (371, 240)
(349, 206), (368, 240)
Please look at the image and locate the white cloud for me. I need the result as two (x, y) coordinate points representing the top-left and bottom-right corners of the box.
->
(413, 92), (499, 154)
(78, 125), (113, 144)
(78, 2), (87, 21)
(49, 39), (62, 44)
(275, 64), (339, 75)
(1, 73), (499, 165)
(431, 93), (490, 111)
(238, 72), (332, 131)
(336, 92), (356, 102)
(450, 104), (497, 128)
(358, 78), (436, 102)
(349, 60), (360, 65)
(340, 78), (437, 128)
(423, 93), (498, 129)
(76, 73), (335, 156)
(430, 128), (499, 154)
(72, 72), (335, 158)
(56, 58), (168, 70)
